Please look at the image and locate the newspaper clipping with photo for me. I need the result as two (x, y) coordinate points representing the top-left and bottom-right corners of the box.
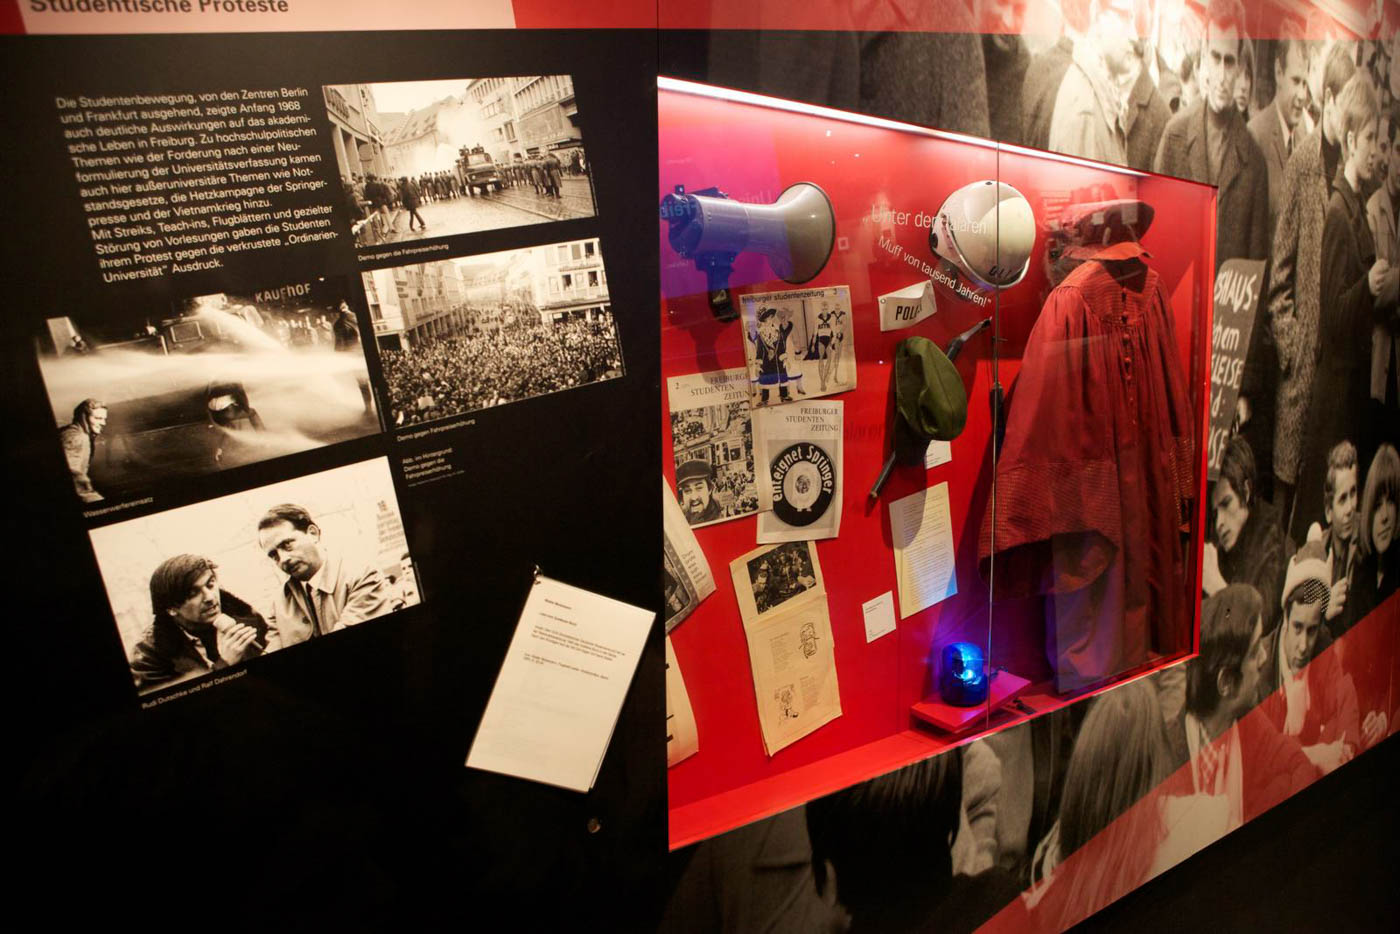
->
(729, 540), (825, 625)
(668, 368), (759, 528)
(754, 400), (843, 543)
(729, 540), (841, 754)
(663, 478), (717, 632)
(739, 285), (854, 408)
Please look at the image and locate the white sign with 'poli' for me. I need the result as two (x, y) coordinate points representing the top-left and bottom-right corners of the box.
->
(878, 280), (937, 331)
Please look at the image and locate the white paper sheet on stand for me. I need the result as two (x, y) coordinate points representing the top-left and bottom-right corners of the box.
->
(466, 575), (653, 792)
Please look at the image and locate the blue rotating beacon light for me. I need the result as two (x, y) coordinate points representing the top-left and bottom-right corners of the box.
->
(938, 642), (989, 707)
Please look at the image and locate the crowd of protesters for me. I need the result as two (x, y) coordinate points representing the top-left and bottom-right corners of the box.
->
(381, 308), (623, 425)
(341, 146), (591, 245)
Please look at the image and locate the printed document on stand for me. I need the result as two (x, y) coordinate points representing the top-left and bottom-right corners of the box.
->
(889, 482), (958, 618)
(466, 575), (653, 792)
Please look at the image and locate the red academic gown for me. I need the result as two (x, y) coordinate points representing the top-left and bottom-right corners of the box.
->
(982, 257), (1196, 691)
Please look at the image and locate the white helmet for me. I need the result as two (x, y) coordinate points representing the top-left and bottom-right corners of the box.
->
(928, 181), (1035, 291)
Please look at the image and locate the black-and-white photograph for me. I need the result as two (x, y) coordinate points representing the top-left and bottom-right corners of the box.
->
(323, 77), (597, 248)
(672, 403), (757, 526)
(738, 541), (823, 620)
(669, 368), (759, 528)
(37, 277), (380, 505)
(87, 457), (420, 697)
(739, 286), (855, 408)
(363, 237), (623, 427)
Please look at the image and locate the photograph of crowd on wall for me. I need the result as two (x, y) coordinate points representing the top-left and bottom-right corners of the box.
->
(1100, 23), (1400, 677)
(876, 6), (1399, 604)
(662, 8), (1397, 932)
(37, 277), (380, 505)
(323, 77), (597, 248)
(363, 237), (623, 426)
(87, 457), (420, 697)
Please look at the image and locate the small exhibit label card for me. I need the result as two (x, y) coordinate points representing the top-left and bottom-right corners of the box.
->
(861, 590), (897, 642)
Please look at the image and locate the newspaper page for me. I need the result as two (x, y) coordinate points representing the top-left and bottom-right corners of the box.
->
(729, 542), (840, 754)
(739, 285), (855, 408)
(754, 401), (844, 543)
(663, 478), (717, 632)
(743, 598), (842, 755)
(665, 636), (699, 767)
(667, 368), (759, 528)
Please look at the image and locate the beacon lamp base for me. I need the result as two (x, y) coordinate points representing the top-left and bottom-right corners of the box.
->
(911, 670), (1031, 733)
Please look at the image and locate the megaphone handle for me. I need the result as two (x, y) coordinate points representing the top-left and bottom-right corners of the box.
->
(704, 258), (739, 322)
(708, 288), (738, 322)
(869, 449), (897, 501)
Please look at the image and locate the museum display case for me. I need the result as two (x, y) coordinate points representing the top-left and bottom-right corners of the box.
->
(660, 77), (1215, 848)
(8, 4), (1396, 930)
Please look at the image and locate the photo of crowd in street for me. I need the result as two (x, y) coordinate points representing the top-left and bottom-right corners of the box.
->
(37, 277), (380, 505)
(323, 77), (597, 248)
(363, 238), (623, 427)
(86, 457), (420, 697)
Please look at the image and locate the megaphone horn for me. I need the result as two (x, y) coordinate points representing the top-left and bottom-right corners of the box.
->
(661, 182), (837, 320)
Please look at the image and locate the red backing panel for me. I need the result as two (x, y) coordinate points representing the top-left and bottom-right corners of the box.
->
(661, 85), (1216, 845)
(662, 87), (1002, 824)
(1, 0), (24, 34)
(512, 0), (658, 29)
